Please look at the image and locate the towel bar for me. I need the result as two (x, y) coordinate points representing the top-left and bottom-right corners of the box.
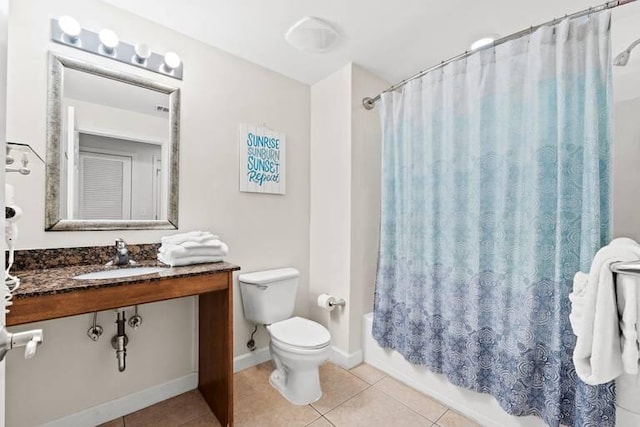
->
(610, 261), (640, 276)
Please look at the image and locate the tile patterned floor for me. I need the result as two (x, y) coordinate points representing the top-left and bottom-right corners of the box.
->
(100, 362), (480, 427)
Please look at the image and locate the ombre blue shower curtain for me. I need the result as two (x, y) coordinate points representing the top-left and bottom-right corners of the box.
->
(372, 13), (613, 427)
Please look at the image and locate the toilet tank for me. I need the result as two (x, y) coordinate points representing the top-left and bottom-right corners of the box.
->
(238, 268), (299, 325)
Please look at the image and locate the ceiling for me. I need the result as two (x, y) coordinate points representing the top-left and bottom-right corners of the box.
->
(100, 0), (640, 99)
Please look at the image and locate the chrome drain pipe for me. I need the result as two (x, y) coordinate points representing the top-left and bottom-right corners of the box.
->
(111, 311), (129, 372)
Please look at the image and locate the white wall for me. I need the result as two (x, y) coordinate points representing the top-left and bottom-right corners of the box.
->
(613, 96), (640, 241)
(309, 63), (388, 363)
(68, 98), (169, 145)
(349, 65), (387, 352)
(309, 64), (352, 355)
(5, 0), (309, 425)
(0, 0), (8, 424)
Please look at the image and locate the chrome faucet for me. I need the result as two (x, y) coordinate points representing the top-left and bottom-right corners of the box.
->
(112, 238), (131, 266)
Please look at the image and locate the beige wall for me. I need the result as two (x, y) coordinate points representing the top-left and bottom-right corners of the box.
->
(5, 0), (310, 425)
(309, 63), (388, 361)
(349, 65), (387, 352)
(613, 96), (640, 242)
(0, 0), (8, 421)
(309, 64), (352, 353)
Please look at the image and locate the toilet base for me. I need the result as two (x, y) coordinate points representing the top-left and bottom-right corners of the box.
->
(268, 341), (329, 405)
(269, 366), (322, 405)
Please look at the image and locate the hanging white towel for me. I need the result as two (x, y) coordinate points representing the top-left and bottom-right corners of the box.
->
(617, 268), (639, 374)
(569, 271), (589, 336)
(570, 237), (640, 385)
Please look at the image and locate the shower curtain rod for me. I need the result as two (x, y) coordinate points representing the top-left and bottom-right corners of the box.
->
(362, 0), (637, 110)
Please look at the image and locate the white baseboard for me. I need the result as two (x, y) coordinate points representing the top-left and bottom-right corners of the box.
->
(330, 346), (363, 369)
(233, 346), (362, 372)
(41, 373), (198, 427)
(234, 346), (271, 372)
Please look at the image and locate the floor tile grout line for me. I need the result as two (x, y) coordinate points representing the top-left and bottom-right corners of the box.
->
(310, 368), (373, 416)
(354, 374), (387, 386)
(318, 381), (373, 418)
(374, 374), (456, 422)
(322, 415), (337, 427)
(321, 378), (443, 426)
(348, 367), (388, 386)
(435, 409), (449, 423)
(308, 402), (323, 418)
(303, 413), (322, 427)
(336, 364), (374, 384)
(371, 382), (447, 425)
(375, 374), (452, 415)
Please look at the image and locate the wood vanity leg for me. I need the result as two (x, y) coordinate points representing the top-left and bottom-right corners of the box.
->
(198, 271), (234, 426)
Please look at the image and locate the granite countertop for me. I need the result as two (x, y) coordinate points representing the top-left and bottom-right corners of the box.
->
(13, 260), (241, 299)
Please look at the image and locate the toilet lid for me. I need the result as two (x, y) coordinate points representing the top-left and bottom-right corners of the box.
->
(268, 317), (331, 349)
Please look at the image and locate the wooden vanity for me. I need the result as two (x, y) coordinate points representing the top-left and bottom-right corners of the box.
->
(7, 260), (239, 427)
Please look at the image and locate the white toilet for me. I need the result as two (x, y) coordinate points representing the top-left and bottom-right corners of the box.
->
(238, 268), (331, 405)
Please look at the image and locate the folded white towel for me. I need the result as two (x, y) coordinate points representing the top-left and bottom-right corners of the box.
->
(159, 241), (229, 260)
(157, 253), (224, 267)
(161, 231), (218, 246)
(159, 239), (223, 252)
(571, 237), (640, 385)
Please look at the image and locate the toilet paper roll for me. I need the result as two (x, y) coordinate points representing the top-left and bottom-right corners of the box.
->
(317, 293), (336, 312)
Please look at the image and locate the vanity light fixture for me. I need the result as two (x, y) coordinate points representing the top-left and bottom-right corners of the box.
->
(98, 29), (119, 55)
(163, 52), (181, 73)
(50, 18), (183, 80)
(58, 15), (81, 44)
(133, 43), (151, 64)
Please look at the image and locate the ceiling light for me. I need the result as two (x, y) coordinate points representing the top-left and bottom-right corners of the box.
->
(285, 17), (340, 54)
(470, 37), (496, 50)
(163, 52), (181, 71)
(99, 29), (119, 54)
(58, 16), (81, 42)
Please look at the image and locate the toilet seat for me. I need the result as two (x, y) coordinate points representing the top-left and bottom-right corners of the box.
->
(267, 317), (331, 350)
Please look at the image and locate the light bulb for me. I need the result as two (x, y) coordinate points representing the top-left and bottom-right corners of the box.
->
(58, 15), (81, 42)
(470, 37), (495, 50)
(163, 52), (181, 71)
(99, 29), (119, 54)
(134, 43), (151, 64)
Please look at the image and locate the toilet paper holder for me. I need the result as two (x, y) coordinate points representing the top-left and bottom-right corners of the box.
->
(328, 298), (346, 307)
(317, 293), (346, 311)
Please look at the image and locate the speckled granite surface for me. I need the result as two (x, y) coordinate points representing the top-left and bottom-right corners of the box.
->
(13, 260), (240, 299)
(8, 243), (161, 271)
(10, 246), (240, 299)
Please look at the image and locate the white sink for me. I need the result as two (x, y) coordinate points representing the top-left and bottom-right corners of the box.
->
(73, 267), (167, 280)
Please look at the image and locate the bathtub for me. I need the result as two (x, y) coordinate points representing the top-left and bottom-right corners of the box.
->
(362, 313), (640, 427)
